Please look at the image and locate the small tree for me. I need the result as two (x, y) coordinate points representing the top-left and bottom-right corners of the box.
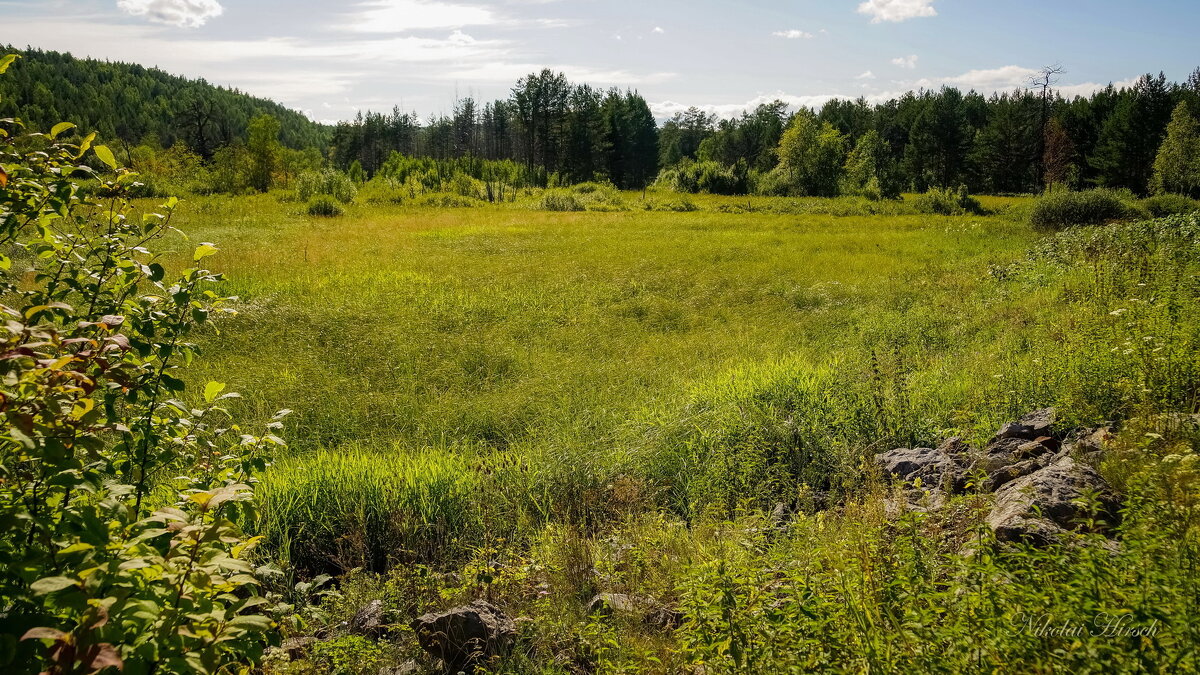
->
(774, 110), (847, 197)
(842, 129), (900, 199)
(1043, 117), (1077, 190)
(1151, 101), (1200, 197)
(247, 113), (282, 192)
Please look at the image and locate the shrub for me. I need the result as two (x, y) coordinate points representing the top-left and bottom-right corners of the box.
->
(1029, 188), (1144, 230)
(308, 194), (345, 216)
(653, 160), (746, 195)
(0, 57), (280, 673)
(1142, 193), (1200, 218)
(297, 169), (357, 204)
(910, 185), (985, 216)
(538, 190), (586, 211)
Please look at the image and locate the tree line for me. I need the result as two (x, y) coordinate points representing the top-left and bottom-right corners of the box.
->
(5, 46), (1198, 197)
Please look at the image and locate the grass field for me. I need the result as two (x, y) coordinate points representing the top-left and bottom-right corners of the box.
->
(154, 192), (1200, 673)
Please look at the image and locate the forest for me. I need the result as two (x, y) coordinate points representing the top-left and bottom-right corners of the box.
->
(4, 48), (1200, 199)
(3, 41), (1200, 675)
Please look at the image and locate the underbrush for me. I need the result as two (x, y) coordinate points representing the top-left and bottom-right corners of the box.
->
(1029, 188), (1146, 230)
(535, 182), (628, 212)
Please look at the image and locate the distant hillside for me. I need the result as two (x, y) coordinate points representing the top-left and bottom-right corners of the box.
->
(0, 46), (329, 154)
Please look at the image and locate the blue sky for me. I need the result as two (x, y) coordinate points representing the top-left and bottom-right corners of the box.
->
(2, 0), (1197, 122)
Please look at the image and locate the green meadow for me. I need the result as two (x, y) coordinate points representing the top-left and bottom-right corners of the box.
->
(150, 192), (1200, 672)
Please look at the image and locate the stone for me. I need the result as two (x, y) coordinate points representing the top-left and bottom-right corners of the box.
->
(281, 637), (315, 661)
(876, 446), (971, 492)
(586, 593), (683, 630)
(411, 601), (516, 673)
(349, 599), (387, 640)
(986, 456), (1121, 545)
(996, 407), (1057, 441)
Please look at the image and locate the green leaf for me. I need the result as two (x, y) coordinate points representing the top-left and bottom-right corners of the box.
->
(0, 54), (18, 75)
(30, 576), (77, 595)
(49, 122), (75, 139)
(204, 381), (226, 403)
(228, 615), (273, 632)
(193, 243), (219, 261)
(161, 374), (186, 392)
(94, 145), (117, 170)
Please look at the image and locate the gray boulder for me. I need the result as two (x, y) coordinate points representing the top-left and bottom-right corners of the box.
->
(411, 600), (516, 673)
(876, 446), (971, 492)
(992, 408), (1057, 443)
(586, 593), (684, 630)
(986, 456), (1121, 545)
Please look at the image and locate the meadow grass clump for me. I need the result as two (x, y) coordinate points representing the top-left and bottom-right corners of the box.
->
(307, 194), (344, 216)
(256, 445), (483, 574)
(1029, 188), (1145, 230)
(413, 192), (485, 208)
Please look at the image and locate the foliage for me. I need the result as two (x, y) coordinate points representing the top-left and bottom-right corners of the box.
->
(0, 46), (328, 152)
(1142, 192), (1200, 217)
(0, 58), (281, 673)
(1029, 188), (1145, 230)
(910, 185), (985, 215)
(1152, 101), (1200, 198)
(842, 129), (900, 199)
(296, 169), (356, 204)
(652, 159), (746, 195)
(768, 111), (847, 197)
(247, 114), (282, 193)
(307, 195), (345, 217)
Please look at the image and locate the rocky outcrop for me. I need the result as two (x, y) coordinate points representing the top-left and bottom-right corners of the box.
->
(875, 408), (1123, 545)
(411, 600), (516, 673)
(987, 456), (1122, 544)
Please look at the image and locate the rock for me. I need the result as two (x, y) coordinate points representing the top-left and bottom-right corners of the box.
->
(411, 600), (516, 673)
(986, 456), (1121, 545)
(349, 599), (387, 640)
(282, 637), (316, 660)
(992, 408), (1057, 443)
(586, 593), (683, 630)
(876, 446), (971, 492)
(936, 436), (972, 455)
(984, 455), (1053, 492)
(586, 593), (645, 618)
(1068, 426), (1113, 462)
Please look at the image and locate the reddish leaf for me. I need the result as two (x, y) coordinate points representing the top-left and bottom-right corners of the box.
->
(21, 627), (67, 641)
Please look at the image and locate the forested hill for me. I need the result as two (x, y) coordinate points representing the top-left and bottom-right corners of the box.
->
(0, 47), (329, 154)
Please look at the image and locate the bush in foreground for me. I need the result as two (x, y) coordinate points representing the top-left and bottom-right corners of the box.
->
(910, 185), (985, 216)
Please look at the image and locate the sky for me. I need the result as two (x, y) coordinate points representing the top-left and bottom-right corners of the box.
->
(1, 0), (1198, 123)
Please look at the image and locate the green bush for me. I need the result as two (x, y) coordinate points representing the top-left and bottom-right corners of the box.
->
(307, 194), (345, 216)
(297, 169), (357, 204)
(537, 190), (586, 212)
(0, 57), (279, 672)
(910, 185), (985, 216)
(653, 160), (746, 195)
(1029, 188), (1144, 230)
(1143, 193), (1200, 218)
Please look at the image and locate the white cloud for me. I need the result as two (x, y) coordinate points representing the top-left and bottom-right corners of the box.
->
(344, 0), (497, 32)
(856, 70), (876, 80)
(117, 0), (223, 28)
(772, 29), (813, 39)
(908, 65), (1140, 97)
(857, 0), (936, 23)
(652, 26), (664, 34)
(891, 54), (918, 69)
